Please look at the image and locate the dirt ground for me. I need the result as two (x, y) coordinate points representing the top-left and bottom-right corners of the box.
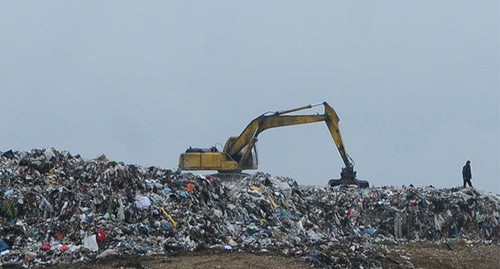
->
(383, 242), (500, 269)
(45, 251), (311, 269)
(40, 242), (499, 269)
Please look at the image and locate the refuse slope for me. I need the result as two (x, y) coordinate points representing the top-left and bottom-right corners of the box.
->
(0, 148), (498, 268)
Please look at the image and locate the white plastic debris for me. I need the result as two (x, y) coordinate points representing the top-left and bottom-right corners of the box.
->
(83, 235), (99, 252)
(134, 195), (152, 209)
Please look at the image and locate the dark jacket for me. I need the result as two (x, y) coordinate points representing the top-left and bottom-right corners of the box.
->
(462, 163), (472, 180)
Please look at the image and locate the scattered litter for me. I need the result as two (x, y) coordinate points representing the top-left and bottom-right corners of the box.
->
(0, 148), (498, 268)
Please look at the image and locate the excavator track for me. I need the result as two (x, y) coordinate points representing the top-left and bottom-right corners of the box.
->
(211, 172), (251, 182)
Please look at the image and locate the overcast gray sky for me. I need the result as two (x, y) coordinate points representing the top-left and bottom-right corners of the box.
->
(1, 2), (499, 193)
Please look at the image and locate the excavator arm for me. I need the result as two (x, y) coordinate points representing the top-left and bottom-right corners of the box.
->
(224, 102), (352, 171)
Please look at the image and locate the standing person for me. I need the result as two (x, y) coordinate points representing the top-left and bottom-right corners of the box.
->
(462, 160), (472, 187)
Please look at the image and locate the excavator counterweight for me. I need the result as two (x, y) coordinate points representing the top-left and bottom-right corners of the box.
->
(179, 102), (369, 188)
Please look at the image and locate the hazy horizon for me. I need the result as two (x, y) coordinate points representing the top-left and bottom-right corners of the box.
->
(1, 2), (498, 193)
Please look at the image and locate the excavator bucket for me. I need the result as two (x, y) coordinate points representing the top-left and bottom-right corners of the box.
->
(328, 178), (369, 188)
(328, 167), (369, 188)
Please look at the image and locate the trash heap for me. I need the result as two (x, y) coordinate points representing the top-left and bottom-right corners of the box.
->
(0, 148), (499, 268)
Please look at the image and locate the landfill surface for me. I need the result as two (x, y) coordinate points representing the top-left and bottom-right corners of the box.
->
(0, 148), (499, 268)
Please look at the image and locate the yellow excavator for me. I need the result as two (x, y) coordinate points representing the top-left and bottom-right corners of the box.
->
(179, 102), (369, 188)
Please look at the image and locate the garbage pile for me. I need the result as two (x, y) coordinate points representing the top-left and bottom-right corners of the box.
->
(1, 148), (499, 268)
